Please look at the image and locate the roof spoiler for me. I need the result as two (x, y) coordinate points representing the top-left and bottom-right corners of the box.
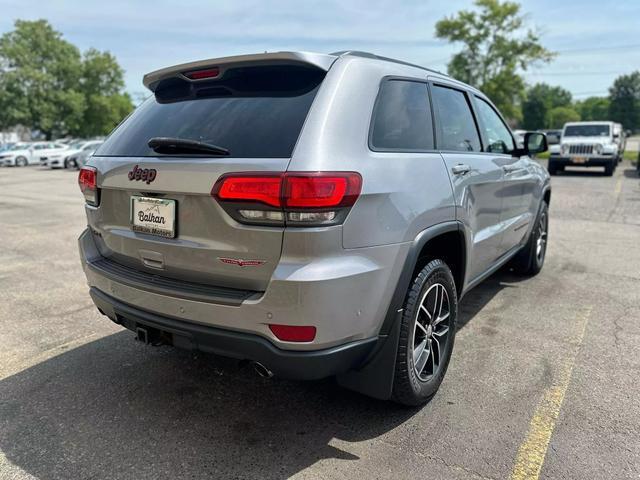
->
(143, 51), (337, 92)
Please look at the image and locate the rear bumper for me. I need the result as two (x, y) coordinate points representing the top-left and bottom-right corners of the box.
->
(90, 287), (377, 380)
(79, 227), (408, 352)
(549, 156), (616, 167)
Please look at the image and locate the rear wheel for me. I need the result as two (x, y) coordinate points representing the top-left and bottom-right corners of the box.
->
(15, 156), (27, 167)
(392, 259), (457, 406)
(512, 202), (548, 276)
(548, 161), (557, 176)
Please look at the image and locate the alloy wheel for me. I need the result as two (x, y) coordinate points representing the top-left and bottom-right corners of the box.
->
(536, 210), (548, 264)
(412, 283), (451, 381)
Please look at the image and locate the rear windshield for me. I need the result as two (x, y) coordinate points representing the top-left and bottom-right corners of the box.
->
(564, 124), (610, 137)
(96, 65), (325, 158)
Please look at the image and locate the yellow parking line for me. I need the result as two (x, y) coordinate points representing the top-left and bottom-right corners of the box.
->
(510, 306), (592, 480)
(614, 176), (622, 195)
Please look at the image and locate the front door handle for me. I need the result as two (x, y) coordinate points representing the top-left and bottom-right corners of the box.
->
(451, 164), (471, 175)
(503, 164), (521, 173)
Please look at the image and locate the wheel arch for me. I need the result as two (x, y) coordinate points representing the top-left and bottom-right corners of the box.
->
(337, 220), (466, 400)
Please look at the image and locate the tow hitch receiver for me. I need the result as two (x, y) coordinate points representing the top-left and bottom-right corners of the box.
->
(134, 325), (168, 346)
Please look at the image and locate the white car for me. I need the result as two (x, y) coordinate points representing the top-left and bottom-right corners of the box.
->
(0, 142), (65, 167)
(548, 121), (620, 176)
(53, 140), (103, 169)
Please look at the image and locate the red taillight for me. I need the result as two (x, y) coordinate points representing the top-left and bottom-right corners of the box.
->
(212, 172), (362, 226)
(214, 174), (283, 207)
(269, 324), (316, 342)
(183, 67), (220, 80)
(284, 173), (361, 208)
(78, 166), (98, 206)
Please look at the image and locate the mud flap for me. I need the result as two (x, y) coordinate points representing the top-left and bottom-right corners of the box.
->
(336, 310), (401, 401)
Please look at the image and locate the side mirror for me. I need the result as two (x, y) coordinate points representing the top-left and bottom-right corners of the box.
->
(524, 132), (547, 156)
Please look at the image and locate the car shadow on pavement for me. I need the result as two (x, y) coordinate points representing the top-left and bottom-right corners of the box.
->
(0, 270), (517, 480)
(0, 332), (417, 480)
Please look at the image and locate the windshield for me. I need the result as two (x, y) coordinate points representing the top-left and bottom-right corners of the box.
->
(96, 65), (325, 158)
(564, 124), (610, 137)
(10, 144), (28, 151)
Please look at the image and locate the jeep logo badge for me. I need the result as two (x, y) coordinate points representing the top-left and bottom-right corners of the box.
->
(128, 165), (157, 184)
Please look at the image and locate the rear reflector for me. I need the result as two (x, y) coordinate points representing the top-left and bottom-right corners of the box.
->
(78, 166), (98, 206)
(268, 324), (317, 342)
(183, 67), (220, 80)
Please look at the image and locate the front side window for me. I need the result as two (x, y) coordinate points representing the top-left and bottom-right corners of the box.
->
(431, 85), (481, 152)
(474, 97), (515, 154)
(370, 80), (434, 151)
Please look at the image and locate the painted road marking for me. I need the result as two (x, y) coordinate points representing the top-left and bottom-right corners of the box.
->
(614, 176), (622, 196)
(510, 306), (592, 480)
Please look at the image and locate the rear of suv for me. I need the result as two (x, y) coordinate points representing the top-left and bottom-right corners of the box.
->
(79, 51), (550, 405)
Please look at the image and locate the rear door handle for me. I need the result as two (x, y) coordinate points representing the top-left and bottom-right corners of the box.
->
(451, 164), (471, 175)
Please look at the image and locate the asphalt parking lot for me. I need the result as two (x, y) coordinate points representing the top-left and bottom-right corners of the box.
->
(1, 162), (639, 480)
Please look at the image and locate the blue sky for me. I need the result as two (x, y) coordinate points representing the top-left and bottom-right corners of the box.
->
(1, 0), (638, 102)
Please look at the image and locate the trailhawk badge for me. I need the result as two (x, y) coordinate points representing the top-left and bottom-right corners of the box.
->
(218, 257), (266, 267)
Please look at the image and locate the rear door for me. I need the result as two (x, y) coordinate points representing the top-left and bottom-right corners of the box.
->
(431, 83), (504, 281)
(87, 64), (326, 292)
(472, 95), (536, 253)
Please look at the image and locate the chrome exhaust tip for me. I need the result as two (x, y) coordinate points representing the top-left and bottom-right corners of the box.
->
(252, 361), (274, 379)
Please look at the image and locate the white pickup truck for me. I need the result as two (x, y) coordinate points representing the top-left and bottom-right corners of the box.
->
(548, 121), (620, 176)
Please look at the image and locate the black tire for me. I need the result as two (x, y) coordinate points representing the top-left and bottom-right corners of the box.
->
(548, 161), (557, 176)
(392, 259), (457, 406)
(64, 158), (69, 169)
(15, 156), (27, 167)
(512, 202), (548, 276)
(604, 161), (614, 176)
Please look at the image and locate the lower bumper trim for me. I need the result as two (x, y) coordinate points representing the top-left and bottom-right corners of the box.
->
(89, 287), (377, 380)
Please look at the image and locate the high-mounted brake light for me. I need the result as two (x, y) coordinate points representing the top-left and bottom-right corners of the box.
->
(212, 172), (362, 227)
(78, 166), (99, 206)
(183, 67), (220, 80)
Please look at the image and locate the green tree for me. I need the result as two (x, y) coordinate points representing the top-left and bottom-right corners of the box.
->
(0, 20), (134, 139)
(608, 71), (640, 131)
(522, 83), (572, 130)
(79, 48), (133, 137)
(547, 106), (580, 128)
(0, 19), (83, 138)
(435, 0), (554, 122)
(576, 96), (610, 121)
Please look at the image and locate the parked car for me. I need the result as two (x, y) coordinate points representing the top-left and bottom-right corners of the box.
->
(548, 121), (620, 176)
(78, 51), (550, 405)
(513, 129), (527, 148)
(72, 142), (103, 169)
(1, 142), (65, 166)
(540, 129), (562, 145)
(47, 140), (103, 169)
(34, 143), (70, 167)
(612, 123), (626, 164)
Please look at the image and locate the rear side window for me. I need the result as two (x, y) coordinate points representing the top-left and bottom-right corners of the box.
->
(370, 80), (434, 151)
(431, 85), (481, 152)
(474, 97), (515, 154)
(96, 66), (325, 158)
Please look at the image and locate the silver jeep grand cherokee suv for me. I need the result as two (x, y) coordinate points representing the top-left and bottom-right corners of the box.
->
(78, 51), (550, 405)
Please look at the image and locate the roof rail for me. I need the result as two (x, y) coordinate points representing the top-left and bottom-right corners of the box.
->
(330, 50), (449, 77)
